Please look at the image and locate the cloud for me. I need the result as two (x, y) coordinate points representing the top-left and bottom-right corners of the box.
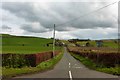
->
(21, 22), (50, 33)
(2, 2), (117, 32)
(2, 25), (11, 30)
(1, 2), (118, 39)
(69, 28), (118, 39)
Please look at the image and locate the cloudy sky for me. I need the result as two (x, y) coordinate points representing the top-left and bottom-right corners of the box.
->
(0, 0), (119, 40)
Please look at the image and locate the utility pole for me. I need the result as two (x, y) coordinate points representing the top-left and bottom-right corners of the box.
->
(53, 24), (55, 57)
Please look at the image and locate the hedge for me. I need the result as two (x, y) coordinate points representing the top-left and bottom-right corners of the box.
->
(2, 51), (60, 68)
(67, 47), (120, 67)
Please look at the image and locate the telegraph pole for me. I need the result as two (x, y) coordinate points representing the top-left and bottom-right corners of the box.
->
(53, 24), (55, 57)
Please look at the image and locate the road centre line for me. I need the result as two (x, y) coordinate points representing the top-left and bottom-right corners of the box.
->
(69, 65), (71, 68)
(69, 63), (71, 68)
(69, 63), (71, 66)
(69, 71), (73, 80)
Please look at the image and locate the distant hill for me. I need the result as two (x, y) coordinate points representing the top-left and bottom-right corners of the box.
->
(1, 34), (46, 39)
(1, 34), (56, 54)
(1, 34), (53, 46)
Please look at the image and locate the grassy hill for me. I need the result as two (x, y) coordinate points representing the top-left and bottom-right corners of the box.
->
(76, 40), (119, 48)
(1, 34), (61, 54)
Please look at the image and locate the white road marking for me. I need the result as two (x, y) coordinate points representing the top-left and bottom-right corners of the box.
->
(69, 63), (71, 66)
(69, 63), (71, 68)
(72, 64), (82, 68)
(75, 67), (82, 68)
(69, 71), (73, 80)
(69, 66), (70, 68)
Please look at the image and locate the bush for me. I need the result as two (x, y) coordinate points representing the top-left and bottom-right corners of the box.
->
(68, 47), (120, 67)
(2, 51), (61, 68)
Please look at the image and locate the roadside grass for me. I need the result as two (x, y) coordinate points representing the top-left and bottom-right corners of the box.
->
(70, 52), (120, 75)
(2, 52), (63, 78)
(0, 67), (2, 77)
(70, 52), (97, 69)
(96, 67), (120, 75)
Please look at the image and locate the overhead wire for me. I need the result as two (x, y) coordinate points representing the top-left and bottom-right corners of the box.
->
(56, 1), (118, 27)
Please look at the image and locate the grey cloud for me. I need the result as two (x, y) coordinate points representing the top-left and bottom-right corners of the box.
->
(68, 29), (118, 40)
(22, 26), (46, 33)
(21, 22), (50, 33)
(2, 2), (117, 33)
(2, 25), (11, 30)
(2, 3), (40, 22)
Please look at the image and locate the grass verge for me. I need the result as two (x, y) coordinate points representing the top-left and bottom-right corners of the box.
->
(70, 52), (120, 75)
(2, 52), (63, 79)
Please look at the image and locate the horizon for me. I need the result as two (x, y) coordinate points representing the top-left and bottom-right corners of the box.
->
(1, 33), (119, 40)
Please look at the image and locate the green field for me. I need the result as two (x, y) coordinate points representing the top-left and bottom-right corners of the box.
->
(1, 34), (61, 54)
(77, 40), (119, 48)
(102, 41), (119, 48)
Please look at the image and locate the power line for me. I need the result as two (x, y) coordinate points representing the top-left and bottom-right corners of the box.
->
(56, 1), (118, 27)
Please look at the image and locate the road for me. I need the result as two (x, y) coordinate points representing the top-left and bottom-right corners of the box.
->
(14, 47), (119, 80)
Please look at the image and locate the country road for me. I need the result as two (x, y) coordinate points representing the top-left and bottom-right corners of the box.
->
(13, 47), (119, 80)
